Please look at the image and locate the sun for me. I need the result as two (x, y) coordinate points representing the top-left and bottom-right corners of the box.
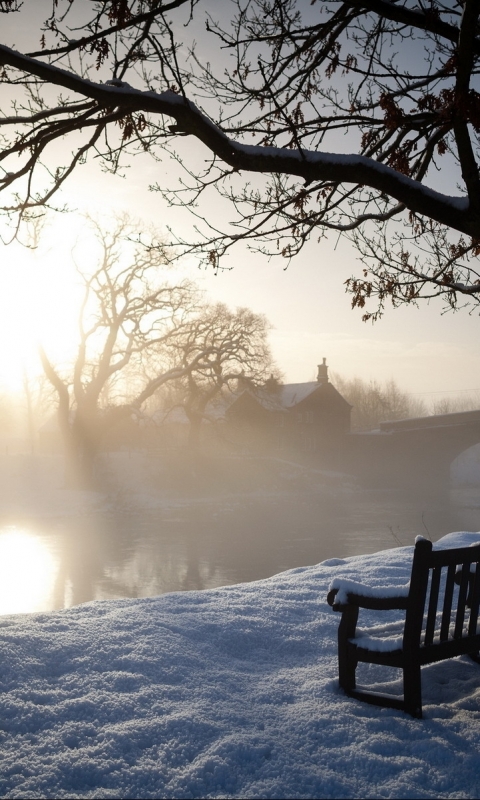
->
(0, 224), (88, 392)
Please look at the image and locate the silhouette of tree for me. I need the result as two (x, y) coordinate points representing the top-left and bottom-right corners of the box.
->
(22, 372), (55, 454)
(333, 374), (426, 430)
(40, 217), (201, 486)
(0, 1), (479, 315)
(161, 303), (277, 450)
(432, 393), (480, 415)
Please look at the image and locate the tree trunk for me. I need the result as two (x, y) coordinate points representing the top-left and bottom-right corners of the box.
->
(57, 404), (100, 489)
(187, 411), (203, 452)
(61, 429), (97, 489)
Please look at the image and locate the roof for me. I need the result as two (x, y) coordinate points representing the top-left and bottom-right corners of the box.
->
(156, 379), (351, 425)
(226, 379), (351, 415)
(279, 382), (319, 408)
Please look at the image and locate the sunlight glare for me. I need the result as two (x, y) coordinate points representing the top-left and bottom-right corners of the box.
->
(0, 528), (58, 614)
(0, 223), (89, 391)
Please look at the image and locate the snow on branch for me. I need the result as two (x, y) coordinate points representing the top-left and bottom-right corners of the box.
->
(0, 44), (476, 238)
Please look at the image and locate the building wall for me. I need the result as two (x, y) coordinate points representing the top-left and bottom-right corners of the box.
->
(226, 383), (351, 462)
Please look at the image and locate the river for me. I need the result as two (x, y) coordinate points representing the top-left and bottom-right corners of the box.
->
(1, 478), (479, 616)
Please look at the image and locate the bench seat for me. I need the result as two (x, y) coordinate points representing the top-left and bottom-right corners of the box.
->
(327, 537), (480, 717)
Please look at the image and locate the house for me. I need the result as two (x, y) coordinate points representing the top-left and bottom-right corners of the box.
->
(225, 359), (352, 463)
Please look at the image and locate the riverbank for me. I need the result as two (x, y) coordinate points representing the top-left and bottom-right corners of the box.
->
(1, 451), (480, 616)
(0, 450), (352, 519)
(1, 531), (480, 798)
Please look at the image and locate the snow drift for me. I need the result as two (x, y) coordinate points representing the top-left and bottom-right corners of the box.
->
(1, 531), (480, 799)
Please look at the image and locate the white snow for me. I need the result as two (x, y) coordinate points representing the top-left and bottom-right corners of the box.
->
(1, 531), (480, 798)
(329, 576), (410, 604)
(2, 43), (469, 215)
(225, 142), (470, 211)
(351, 623), (405, 652)
(280, 382), (318, 407)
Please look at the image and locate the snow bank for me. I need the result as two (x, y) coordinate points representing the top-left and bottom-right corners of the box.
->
(328, 577), (410, 605)
(1, 532), (480, 799)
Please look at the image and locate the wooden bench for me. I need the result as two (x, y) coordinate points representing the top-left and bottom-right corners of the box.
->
(327, 537), (480, 718)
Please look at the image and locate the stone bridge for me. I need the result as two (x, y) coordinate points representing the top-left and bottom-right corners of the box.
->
(345, 409), (480, 490)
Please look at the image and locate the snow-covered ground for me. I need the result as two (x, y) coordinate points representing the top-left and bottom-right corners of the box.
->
(1, 531), (480, 799)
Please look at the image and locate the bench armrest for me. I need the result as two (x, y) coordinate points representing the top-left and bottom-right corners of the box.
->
(327, 579), (409, 611)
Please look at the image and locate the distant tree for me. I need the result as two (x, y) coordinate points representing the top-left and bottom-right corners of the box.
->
(40, 218), (202, 486)
(333, 374), (426, 430)
(432, 393), (480, 415)
(22, 371), (56, 454)
(160, 303), (278, 450)
(0, 390), (16, 442)
(0, 2), (479, 317)
(381, 379), (426, 423)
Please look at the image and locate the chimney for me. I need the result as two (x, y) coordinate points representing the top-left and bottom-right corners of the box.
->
(264, 373), (280, 393)
(317, 358), (329, 383)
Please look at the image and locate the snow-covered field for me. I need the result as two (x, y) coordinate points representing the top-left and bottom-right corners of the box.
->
(1, 531), (480, 799)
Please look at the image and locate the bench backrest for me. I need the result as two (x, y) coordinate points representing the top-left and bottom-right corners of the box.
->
(405, 538), (480, 657)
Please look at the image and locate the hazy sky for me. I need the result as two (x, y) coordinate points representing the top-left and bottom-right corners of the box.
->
(1, 1), (480, 403)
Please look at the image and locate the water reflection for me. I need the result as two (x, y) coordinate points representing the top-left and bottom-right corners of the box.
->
(1, 486), (480, 617)
(0, 528), (57, 614)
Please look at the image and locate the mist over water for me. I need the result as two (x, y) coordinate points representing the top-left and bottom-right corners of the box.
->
(1, 448), (479, 616)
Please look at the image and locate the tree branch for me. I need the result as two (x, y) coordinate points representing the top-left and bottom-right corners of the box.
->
(453, 0), (480, 211)
(0, 43), (476, 237)
(344, 0), (479, 53)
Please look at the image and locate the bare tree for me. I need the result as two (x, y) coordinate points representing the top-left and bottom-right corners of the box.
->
(22, 371), (56, 454)
(40, 217), (201, 486)
(160, 302), (277, 450)
(333, 374), (426, 430)
(432, 393), (480, 415)
(0, 389), (16, 446)
(0, 2), (479, 315)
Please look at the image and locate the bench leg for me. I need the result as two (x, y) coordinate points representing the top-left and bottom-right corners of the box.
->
(338, 605), (359, 693)
(403, 661), (422, 718)
(468, 651), (480, 665)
